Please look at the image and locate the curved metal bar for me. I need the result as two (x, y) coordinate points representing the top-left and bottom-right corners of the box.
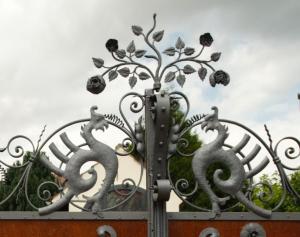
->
(248, 182), (274, 204)
(37, 118), (134, 154)
(23, 162), (39, 210)
(112, 178), (137, 196)
(169, 91), (190, 129)
(274, 136), (300, 170)
(6, 135), (36, 158)
(97, 158), (145, 212)
(0, 165), (31, 206)
(118, 92), (145, 137)
(37, 119), (89, 153)
(0, 135), (35, 168)
(219, 119), (274, 158)
(174, 178), (199, 197)
(37, 181), (62, 201)
(143, 14), (162, 82)
(167, 158), (210, 212)
(64, 154), (145, 213)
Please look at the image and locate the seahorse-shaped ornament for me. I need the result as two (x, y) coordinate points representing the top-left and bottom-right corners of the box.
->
(192, 106), (271, 218)
(39, 106), (118, 215)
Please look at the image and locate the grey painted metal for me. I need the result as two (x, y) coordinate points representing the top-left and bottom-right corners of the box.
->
(191, 107), (271, 218)
(97, 225), (117, 237)
(199, 227), (220, 237)
(145, 89), (171, 237)
(87, 14), (229, 94)
(153, 179), (172, 202)
(0, 13), (300, 237)
(240, 223), (266, 237)
(39, 106), (119, 215)
(2, 212), (300, 220)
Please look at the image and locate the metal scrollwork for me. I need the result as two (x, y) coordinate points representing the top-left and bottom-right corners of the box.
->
(168, 106), (273, 218)
(274, 137), (300, 169)
(0, 97), (145, 214)
(249, 182), (274, 204)
(0, 14), (300, 237)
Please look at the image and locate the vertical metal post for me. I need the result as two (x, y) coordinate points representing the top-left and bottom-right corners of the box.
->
(145, 89), (171, 237)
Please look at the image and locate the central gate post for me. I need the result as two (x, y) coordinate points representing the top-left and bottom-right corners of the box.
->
(145, 89), (172, 237)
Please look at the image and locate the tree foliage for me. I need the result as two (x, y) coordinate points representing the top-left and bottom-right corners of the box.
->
(0, 152), (56, 211)
(251, 171), (300, 212)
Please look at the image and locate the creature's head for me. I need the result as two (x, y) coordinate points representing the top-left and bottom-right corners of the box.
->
(201, 106), (220, 132)
(85, 106), (108, 132)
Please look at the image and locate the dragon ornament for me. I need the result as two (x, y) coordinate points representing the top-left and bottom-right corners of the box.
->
(192, 106), (272, 218)
(38, 106), (118, 215)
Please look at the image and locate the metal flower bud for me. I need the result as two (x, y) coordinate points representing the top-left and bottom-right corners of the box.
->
(86, 75), (106, 94)
(105, 39), (118, 52)
(200, 33), (213, 47)
(209, 70), (230, 87)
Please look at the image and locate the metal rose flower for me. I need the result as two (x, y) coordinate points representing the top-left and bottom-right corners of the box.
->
(199, 33), (213, 47)
(86, 75), (106, 94)
(209, 70), (230, 87)
(105, 39), (119, 52)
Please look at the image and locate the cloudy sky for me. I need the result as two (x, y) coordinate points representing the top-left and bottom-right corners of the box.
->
(0, 0), (299, 172)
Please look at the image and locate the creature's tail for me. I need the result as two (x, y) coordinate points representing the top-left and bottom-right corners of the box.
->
(235, 191), (271, 218)
(213, 167), (244, 195)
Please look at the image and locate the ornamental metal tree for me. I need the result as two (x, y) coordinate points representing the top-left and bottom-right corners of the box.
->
(1, 14), (300, 237)
(86, 14), (229, 94)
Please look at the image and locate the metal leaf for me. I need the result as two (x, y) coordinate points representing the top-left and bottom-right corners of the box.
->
(198, 67), (207, 81)
(129, 76), (137, 88)
(135, 50), (147, 58)
(184, 47), (195, 56)
(116, 49), (126, 59)
(211, 52), (221, 62)
(132, 25), (143, 36)
(183, 65), (196, 74)
(118, 67), (130, 77)
(139, 72), (150, 80)
(176, 74), (186, 87)
(152, 30), (164, 42)
(175, 37), (185, 49)
(127, 40), (136, 53)
(163, 47), (176, 56)
(164, 71), (176, 82)
(92, 58), (104, 68)
(108, 70), (118, 81)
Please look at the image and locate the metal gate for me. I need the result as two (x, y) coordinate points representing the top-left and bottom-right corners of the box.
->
(0, 14), (300, 237)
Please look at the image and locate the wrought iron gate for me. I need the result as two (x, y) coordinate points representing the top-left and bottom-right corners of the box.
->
(0, 14), (300, 237)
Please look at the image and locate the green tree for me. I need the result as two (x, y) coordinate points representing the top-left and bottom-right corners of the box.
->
(252, 171), (300, 212)
(0, 152), (56, 211)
